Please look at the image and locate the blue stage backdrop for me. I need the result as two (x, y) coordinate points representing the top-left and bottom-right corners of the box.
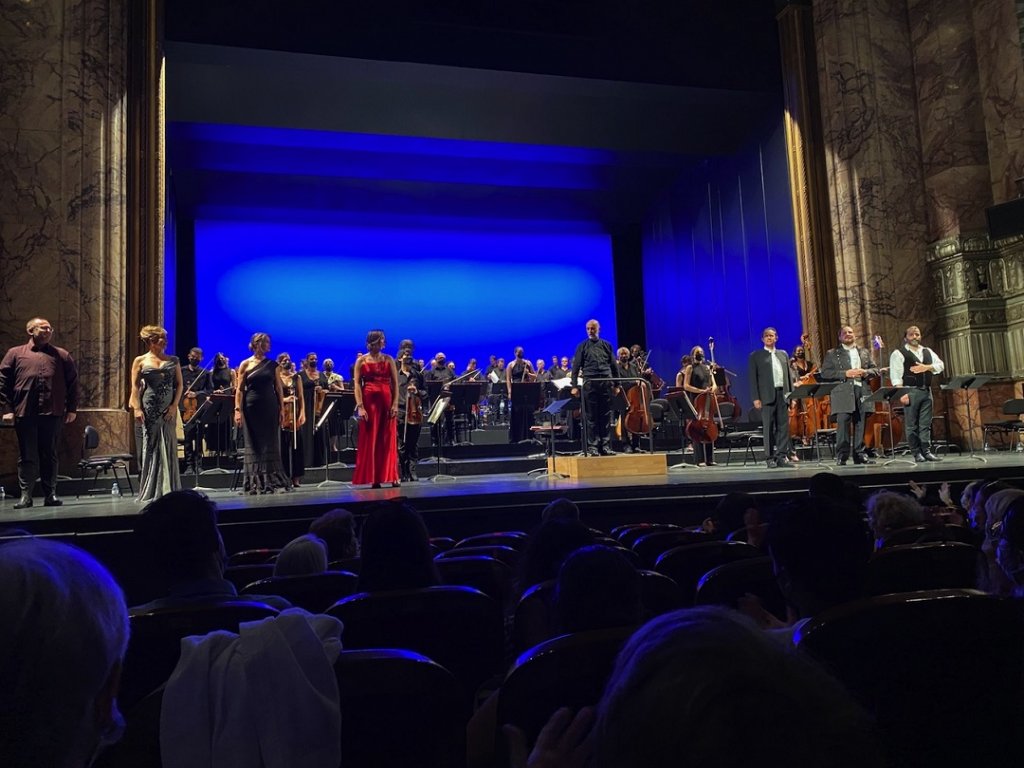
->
(193, 219), (617, 374)
(642, 118), (801, 410)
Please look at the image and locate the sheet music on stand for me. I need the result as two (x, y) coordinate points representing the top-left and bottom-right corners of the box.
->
(427, 395), (455, 482)
(789, 381), (838, 470)
(315, 400), (350, 488)
(941, 374), (994, 462)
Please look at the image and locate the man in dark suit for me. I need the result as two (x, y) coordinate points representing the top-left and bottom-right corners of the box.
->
(748, 327), (793, 468)
(820, 325), (881, 465)
(571, 319), (618, 455)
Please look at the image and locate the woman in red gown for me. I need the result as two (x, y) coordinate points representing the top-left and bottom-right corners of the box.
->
(352, 329), (400, 488)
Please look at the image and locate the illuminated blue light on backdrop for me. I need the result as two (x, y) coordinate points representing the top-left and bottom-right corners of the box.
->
(195, 220), (617, 370)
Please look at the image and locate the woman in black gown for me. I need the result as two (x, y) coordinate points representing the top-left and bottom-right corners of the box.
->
(234, 332), (290, 493)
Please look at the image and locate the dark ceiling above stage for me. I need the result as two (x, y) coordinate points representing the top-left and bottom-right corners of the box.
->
(164, 1), (787, 228)
(164, 0), (785, 93)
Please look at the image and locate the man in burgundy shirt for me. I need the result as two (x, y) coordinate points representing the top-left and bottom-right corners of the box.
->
(0, 318), (79, 508)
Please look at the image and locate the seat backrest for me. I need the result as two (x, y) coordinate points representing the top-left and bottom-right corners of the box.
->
(241, 570), (359, 613)
(121, 600), (279, 710)
(429, 536), (457, 553)
(329, 555), (362, 573)
(335, 649), (469, 768)
(435, 555), (515, 609)
(617, 523), (682, 548)
(223, 563), (275, 590)
(437, 544), (521, 567)
(326, 586), (504, 699)
(633, 530), (713, 568)
(512, 580), (556, 654)
(796, 590), (1024, 767)
(637, 569), (684, 617)
(497, 626), (636, 748)
(1003, 398), (1024, 416)
(866, 542), (980, 596)
(878, 525), (932, 548)
(694, 556), (787, 618)
(654, 540), (761, 606)
(455, 531), (529, 550)
(227, 547), (281, 566)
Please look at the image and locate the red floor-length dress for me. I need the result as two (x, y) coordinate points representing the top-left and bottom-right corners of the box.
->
(353, 358), (399, 485)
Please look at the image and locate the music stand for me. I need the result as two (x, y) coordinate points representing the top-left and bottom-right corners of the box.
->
(789, 382), (836, 470)
(943, 375), (993, 462)
(450, 382), (483, 445)
(662, 388), (692, 471)
(510, 381), (543, 447)
(182, 397), (216, 491)
(528, 397), (576, 479)
(863, 386), (916, 467)
(427, 395), (455, 482)
(426, 380), (454, 446)
(202, 393), (236, 474)
(320, 392), (355, 471)
(316, 397), (351, 488)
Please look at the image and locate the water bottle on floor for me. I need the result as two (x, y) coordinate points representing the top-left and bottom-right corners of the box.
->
(111, 482), (121, 498)
(0, 486), (5, 500)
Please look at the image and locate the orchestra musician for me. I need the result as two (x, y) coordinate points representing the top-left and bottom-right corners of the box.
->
(424, 352), (456, 445)
(506, 347), (536, 443)
(397, 349), (426, 481)
(675, 354), (693, 388)
(235, 332), (290, 494)
(615, 347), (643, 454)
(549, 355), (562, 378)
(0, 317), (79, 508)
(323, 358), (345, 390)
(276, 353), (306, 486)
(352, 329), (400, 488)
(889, 325), (944, 463)
(534, 359), (551, 383)
(398, 339), (423, 372)
(790, 342), (814, 381)
(748, 327), (793, 468)
(299, 352), (328, 469)
(179, 347), (211, 475)
(571, 319), (617, 456)
(682, 345), (719, 466)
(210, 352), (235, 392)
(820, 325), (881, 466)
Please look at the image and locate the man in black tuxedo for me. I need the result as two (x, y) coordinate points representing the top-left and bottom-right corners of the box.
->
(571, 319), (618, 455)
(748, 327), (793, 468)
(820, 325), (881, 465)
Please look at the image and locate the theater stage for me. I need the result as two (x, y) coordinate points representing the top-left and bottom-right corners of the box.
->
(5, 450), (1022, 546)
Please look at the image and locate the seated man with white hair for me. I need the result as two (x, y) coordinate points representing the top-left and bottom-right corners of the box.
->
(0, 538), (130, 768)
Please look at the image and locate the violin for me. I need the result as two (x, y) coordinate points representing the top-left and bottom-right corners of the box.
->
(406, 385), (423, 426)
(182, 392), (199, 423)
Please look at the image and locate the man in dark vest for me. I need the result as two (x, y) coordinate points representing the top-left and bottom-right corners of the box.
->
(889, 325), (944, 462)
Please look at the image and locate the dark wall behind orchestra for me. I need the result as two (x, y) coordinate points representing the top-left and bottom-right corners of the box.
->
(612, 224), (646, 350)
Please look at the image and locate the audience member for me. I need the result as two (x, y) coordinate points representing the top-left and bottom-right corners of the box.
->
(703, 492), (764, 547)
(0, 539), (130, 768)
(358, 501), (439, 592)
(273, 533), (328, 577)
(995, 496), (1024, 596)
(308, 507), (360, 561)
(552, 545), (643, 635)
(866, 490), (925, 547)
(516, 518), (595, 597)
(968, 480), (1013, 534)
(508, 607), (881, 768)
(541, 497), (581, 524)
(742, 497), (871, 637)
(132, 489), (290, 611)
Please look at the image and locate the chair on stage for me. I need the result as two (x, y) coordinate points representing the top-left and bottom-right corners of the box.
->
(77, 424), (134, 496)
(982, 398), (1024, 451)
(720, 406), (765, 466)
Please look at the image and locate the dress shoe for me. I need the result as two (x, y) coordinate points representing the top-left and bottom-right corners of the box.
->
(923, 451), (942, 462)
(409, 468), (419, 482)
(853, 456), (877, 465)
(13, 492), (33, 509)
(837, 458), (848, 466)
(598, 448), (618, 456)
(766, 458), (778, 468)
(913, 452), (927, 463)
(776, 456), (790, 466)
(43, 494), (63, 507)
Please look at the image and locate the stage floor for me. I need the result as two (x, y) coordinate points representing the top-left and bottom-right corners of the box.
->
(5, 450), (1022, 535)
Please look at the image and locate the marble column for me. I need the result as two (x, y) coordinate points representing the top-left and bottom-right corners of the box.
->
(0, 0), (131, 479)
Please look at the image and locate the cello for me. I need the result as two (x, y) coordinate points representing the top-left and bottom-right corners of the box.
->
(623, 359), (653, 436)
(683, 353), (723, 446)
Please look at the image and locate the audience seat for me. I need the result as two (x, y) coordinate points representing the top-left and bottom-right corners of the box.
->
(632, 529), (712, 568)
(455, 531), (529, 550)
(223, 563), (275, 591)
(496, 626), (636, 750)
(429, 536), (457, 553)
(226, 547), (280, 566)
(866, 542), (981, 595)
(329, 555), (361, 573)
(436, 544), (521, 567)
(879, 524), (975, 548)
(435, 554), (515, 608)
(120, 600), (279, 710)
(326, 585), (504, 699)
(615, 523), (684, 548)
(795, 589), (1024, 768)
(240, 570), (359, 613)
(654, 540), (760, 606)
(694, 555), (787, 619)
(96, 649), (469, 768)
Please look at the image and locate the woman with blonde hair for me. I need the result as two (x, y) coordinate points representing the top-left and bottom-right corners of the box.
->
(129, 325), (183, 501)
